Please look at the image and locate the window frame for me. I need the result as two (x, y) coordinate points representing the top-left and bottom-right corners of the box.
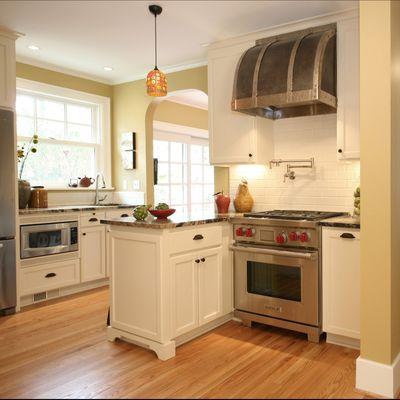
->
(153, 121), (214, 215)
(16, 78), (112, 189)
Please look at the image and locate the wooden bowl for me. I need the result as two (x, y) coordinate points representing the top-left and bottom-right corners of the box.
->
(149, 208), (176, 220)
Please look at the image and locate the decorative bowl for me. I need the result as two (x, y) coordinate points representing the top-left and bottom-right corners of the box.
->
(149, 208), (176, 220)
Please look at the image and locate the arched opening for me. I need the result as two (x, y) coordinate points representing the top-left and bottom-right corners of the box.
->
(145, 89), (229, 213)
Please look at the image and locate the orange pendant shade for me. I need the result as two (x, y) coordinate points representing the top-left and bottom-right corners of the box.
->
(146, 68), (167, 97)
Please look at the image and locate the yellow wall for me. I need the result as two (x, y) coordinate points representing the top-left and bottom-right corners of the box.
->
(16, 62), (113, 98)
(112, 66), (208, 199)
(360, 0), (400, 365)
(154, 100), (208, 129)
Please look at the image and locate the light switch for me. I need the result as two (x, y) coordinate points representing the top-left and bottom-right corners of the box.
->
(133, 180), (140, 190)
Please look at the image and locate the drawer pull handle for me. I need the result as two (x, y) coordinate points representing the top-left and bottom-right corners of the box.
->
(121, 214), (129, 218)
(201, 258), (205, 262)
(45, 272), (56, 278)
(89, 217), (98, 222)
(195, 259), (200, 263)
(193, 234), (204, 241)
(340, 233), (355, 239)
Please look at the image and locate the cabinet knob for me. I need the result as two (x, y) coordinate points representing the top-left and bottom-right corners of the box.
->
(201, 258), (205, 262)
(195, 259), (200, 263)
(249, 153), (253, 158)
(83, 233), (86, 236)
(338, 149), (343, 154)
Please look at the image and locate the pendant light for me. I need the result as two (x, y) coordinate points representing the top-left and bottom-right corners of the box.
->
(146, 4), (167, 97)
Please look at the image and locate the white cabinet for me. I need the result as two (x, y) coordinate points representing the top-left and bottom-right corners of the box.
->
(171, 246), (223, 338)
(322, 227), (360, 347)
(80, 225), (106, 282)
(0, 30), (18, 110)
(170, 253), (199, 337)
(198, 247), (223, 325)
(208, 43), (274, 165)
(337, 17), (360, 160)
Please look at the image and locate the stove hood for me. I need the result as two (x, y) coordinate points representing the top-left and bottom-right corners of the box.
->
(231, 24), (337, 120)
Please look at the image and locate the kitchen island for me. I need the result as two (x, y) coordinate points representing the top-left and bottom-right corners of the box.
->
(101, 213), (236, 360)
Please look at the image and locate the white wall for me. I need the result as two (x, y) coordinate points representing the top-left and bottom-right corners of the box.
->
(229, 114), (360, 213)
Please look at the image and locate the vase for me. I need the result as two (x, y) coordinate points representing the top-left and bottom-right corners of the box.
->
(18, 179), (31, 209)
(234, 180), (254, 213)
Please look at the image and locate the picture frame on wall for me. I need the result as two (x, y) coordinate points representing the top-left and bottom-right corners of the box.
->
(120, 132), (136, 170)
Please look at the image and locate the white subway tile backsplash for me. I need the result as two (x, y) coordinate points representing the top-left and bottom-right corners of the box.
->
(229, 114), (360, 213)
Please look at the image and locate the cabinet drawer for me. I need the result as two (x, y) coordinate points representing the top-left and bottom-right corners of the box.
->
(105, 209), (134, 219)
(167, 225), (222, 255)
(80, 211), (106, 227)
(20, 259), (80, 295)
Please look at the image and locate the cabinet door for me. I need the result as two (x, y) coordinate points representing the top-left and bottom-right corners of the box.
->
(81, 225), (106, 282)
(337, 17), (360, 160)
(198, 246), (223, 326)
(208, 43), (257, 165)
(0, 34), (16, 110)
(170, 252), (199, 338)
(322, 228), (360, 339)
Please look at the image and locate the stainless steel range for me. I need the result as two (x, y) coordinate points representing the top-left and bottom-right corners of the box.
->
(230, 210), (345, 342)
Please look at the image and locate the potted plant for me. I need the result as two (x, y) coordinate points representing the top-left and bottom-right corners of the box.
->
(17, 134), (39, 209)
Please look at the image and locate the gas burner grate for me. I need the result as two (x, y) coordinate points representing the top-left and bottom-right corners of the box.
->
(243, 210), (345, 221)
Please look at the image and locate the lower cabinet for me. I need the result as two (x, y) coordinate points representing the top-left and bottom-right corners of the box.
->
(20, 259), (80, 296)
(322, 227), (360, 345)
(81, 225), (106, 282)
(170, 246), (223, 338)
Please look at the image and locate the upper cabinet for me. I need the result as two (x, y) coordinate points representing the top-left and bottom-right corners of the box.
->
(208, 42), (274, 165)
(336, 17), (360, 160)
(0, 29), (18, 111)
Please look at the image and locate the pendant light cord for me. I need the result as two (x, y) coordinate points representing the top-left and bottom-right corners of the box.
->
(154, 13), (158, 69)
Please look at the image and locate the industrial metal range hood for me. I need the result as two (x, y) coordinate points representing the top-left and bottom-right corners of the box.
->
(232, 24), (337, 120)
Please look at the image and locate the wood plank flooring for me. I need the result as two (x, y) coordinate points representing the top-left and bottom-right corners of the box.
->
(0, 287), (367, 399)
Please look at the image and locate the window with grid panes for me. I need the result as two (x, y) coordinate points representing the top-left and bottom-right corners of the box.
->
(153, 133), (214, 217)
(16, 85), (110, 188)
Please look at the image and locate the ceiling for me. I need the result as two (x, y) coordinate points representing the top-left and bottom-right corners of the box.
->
(0, 1), (357, 85)
(167, 90), (208, 110)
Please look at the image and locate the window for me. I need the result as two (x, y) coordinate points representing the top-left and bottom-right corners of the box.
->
(153, 123), (214, 216)
(16, 79), (111, 188)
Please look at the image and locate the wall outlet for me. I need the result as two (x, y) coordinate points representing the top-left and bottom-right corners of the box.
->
(132, 180), (140, 190)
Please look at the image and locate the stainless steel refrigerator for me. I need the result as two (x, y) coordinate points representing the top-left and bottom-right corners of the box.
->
(0, 108), (16, 315)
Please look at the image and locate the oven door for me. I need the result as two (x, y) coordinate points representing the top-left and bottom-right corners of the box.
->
(232, 244), (319, 326)
(20, 222), (78, 259)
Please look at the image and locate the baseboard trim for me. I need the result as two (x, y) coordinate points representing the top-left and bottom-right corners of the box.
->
(326, 333), (360, 350)
(356, 351), (400, 398)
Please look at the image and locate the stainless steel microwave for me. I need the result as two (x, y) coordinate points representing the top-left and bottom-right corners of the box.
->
(20, 221), (79, 259)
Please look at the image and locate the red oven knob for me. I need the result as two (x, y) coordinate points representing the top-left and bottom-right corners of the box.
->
(236, 227), (244, 237)
(299, 232), (311, 242)
(245, 228), (255, 237)
(289, 231), (299, 241)
(275, 233), (287, 244)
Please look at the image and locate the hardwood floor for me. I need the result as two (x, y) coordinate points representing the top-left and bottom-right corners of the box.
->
(0, 287), (367, 399)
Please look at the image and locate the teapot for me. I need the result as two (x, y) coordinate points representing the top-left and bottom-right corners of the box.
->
(78, 176), (95, 187)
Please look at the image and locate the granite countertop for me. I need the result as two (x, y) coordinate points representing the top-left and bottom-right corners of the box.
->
(319, 215), (360, 229)
(19, 204), (137, 215)
(101, 212), (242, 229)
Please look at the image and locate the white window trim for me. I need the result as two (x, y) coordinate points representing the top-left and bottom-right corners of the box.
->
(16, 78), (112, 190)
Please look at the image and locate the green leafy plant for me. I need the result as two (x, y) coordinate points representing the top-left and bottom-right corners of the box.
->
(17, 134), (39, 179)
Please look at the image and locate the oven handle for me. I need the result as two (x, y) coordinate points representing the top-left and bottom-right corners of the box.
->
(229, 245), (317, 260)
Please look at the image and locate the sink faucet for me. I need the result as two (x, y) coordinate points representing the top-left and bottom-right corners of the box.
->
(94, 173), (107, 205)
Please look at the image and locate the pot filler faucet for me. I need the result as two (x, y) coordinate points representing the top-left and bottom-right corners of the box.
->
(94, 173), (107, 205)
